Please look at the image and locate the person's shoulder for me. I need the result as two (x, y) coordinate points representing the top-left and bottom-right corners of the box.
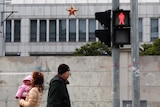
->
(30, 87), (39, 93)
(50, 75), (63, 85)
(50, 75), (62, 82)
(30, 87), (37, 91)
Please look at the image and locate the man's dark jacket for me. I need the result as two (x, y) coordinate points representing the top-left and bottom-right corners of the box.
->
(46, 74), (71, 107)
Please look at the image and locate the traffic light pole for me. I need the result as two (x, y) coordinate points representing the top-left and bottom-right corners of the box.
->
(131, 0), (140, 107)
(112, 0), (120, 107)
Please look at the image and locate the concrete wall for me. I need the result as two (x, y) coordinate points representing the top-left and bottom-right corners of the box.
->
(0, 56), (160, 107)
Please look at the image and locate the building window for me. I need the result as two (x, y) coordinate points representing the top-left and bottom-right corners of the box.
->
(49, 20), (56, 42)
(151, 19), (158, 41)
(5, 52), (21, 56)
(30, 20), (37, 42)
(40, 20), (46, 42)
(138, 18), (143, 42)
(79, 19), (86, 42)
(123, 100), (147, 107)
(14, 20), (21, 42)
(59, 20), (66, 42)
(89, 19), (96, 41)
(5, 20), (11, 42)
(69, 19), (76, 42)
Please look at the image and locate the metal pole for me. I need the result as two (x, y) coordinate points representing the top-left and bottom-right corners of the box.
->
(131, 0), (140, 107)
(0, 0), (5, 56)
(112, 0), (120, 107)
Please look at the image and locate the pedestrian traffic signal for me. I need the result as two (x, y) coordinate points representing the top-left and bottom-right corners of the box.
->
(113, 9), (130, 27)
(95, 30), (111, 47)
(112, 9), (131, 45)
(95, 10), (111, 28)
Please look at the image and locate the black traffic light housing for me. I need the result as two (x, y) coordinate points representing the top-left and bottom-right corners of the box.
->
(95, 10), (111, 47)
(95, 30), (111, 47)
(113, 28), (130, 45)
(112, 9), (131, 45)
(95, 10), (111, 28)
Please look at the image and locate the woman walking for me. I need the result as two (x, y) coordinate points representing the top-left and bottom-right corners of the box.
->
(19, 71), (44, 107)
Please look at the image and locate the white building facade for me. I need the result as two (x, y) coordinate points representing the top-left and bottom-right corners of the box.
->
(1, 0), (160, 56)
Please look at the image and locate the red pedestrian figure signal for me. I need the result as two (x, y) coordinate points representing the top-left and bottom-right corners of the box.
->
(118, 12), (125, 25)
(113, 10), (130, 27)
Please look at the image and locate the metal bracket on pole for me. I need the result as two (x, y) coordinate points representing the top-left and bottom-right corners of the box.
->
(1, 11), (17, 26)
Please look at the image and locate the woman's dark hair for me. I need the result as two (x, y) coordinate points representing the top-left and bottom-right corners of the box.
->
(32, 71), (44, 92)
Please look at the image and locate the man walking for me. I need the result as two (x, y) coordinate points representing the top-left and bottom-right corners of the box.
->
(47, 64), (71, 107)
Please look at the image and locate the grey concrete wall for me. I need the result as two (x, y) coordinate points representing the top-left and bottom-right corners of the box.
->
(0, 56), (160, 107)
(0, 56), (112, 107)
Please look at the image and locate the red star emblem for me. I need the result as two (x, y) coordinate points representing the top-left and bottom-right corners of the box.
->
(67, 5), (78, 16)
